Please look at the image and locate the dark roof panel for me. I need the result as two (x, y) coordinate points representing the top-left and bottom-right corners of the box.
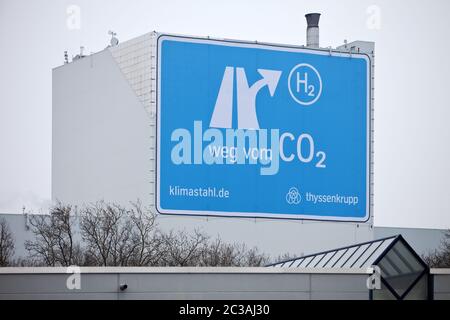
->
(268, 235), (399, 269)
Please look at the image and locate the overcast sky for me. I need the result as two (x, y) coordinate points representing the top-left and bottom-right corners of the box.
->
(0, 0), (449, 229)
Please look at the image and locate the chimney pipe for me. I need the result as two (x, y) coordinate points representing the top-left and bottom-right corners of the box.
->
(305, 13), (321, 48)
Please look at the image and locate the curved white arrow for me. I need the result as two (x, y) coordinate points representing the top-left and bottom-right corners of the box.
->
(210, 67), (281, 129)
(236, 68), (281, 129)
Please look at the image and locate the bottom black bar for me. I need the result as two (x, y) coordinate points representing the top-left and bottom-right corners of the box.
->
(2, 300), (447, 318)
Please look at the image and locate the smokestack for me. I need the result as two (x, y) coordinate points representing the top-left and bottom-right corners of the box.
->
(305, 13), (321, 48)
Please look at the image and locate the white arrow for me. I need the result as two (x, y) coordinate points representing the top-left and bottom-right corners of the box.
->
(254, 69), (282, 96)
(236, 68), (281, 129)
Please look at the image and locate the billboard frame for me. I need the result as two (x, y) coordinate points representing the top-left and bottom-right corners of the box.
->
(155, 33), (373, 223)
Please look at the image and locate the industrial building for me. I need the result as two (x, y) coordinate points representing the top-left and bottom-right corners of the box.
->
(50, 14), (376, 256)
(1, 13), (449, 300)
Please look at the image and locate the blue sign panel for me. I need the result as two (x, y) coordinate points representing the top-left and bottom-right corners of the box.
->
(157, 35), (371, 222)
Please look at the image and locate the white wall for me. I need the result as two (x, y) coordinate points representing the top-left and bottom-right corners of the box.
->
(0, 267), (371, 300)
(52, 49), (153, 205)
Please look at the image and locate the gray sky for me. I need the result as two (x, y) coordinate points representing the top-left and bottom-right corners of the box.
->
(1, 0), (449, 229)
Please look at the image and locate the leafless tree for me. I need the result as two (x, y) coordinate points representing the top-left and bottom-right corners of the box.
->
(81, 201), (130, 266)
(24, 202), (83, 266)
(198, 237), (270, 266)
(199, 237), (238, 266)
(422, 230), (450, 268)
(159, 229), (209, 266)
(270, 252), (298, 265)
(157, 231), (271, 267)
(240, 246), (270, 266)
(0, 218), (15, 267)
(127, 201), (163, 266)
(80, 201), (161, 266)
(19, 200), (273, 267)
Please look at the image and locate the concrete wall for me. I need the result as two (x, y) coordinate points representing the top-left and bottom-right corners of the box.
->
(432, 269), (450, 300)
(0, 267), (450, 300)
(52, 49), (153, 207)
(0, 214), (36, 261)
(0, 267), (371, 300)
(0, 267), (448, 300)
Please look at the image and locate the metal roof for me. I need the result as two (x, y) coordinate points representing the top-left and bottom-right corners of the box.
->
(267, 234), (433, 299)
(268, 235), (399, 269)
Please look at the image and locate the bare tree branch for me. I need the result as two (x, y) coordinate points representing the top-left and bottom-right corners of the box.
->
(0, 218), (15, 266)
(19, 200), (273, 267)
(80, 201), (160, 266)
(159, 229), (209, 266)
(422, 229), (450, 268)
(24, 202), (82, 266)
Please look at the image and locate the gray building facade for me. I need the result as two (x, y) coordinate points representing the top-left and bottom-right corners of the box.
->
(0, 267), (448, 300)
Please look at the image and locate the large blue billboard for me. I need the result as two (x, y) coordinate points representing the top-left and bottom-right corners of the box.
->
(156, 35), (371, 222)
